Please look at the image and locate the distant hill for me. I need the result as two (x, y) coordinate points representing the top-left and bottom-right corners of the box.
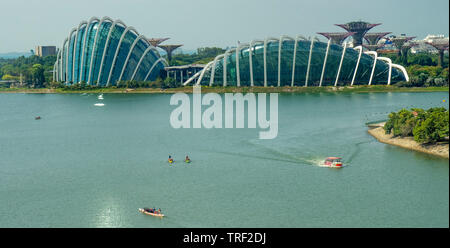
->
(0, 52), (33, 59)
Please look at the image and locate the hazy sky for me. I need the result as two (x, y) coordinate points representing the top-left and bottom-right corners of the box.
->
(0, 0), (448, 53)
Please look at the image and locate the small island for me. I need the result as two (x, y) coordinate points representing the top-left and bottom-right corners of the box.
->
(368, 107), (449, 159)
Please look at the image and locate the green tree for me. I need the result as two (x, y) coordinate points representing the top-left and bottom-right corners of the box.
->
(0, 55), (56, 87)
(384, 109), (416, 137)
(413, 108), (449, 144)
(162, 77), (178, 89)
(30, 64), (45, 87)
(408, 54), (435, 66)
(1, 74), (19, 81)
(169, 47), (226, 66)
(385, 107), (449, 144)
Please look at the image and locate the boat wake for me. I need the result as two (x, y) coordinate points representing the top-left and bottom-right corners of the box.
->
(306, 158), (333, 168)
(205, 150), (301, 165)
(243, 138), (364, 168)
(346, 140), (372, 164)
(94, 103), (105, 106)
(202, 136), (374, 169)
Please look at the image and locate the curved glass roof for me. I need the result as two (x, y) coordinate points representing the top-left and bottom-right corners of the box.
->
(191, 36), (408, 87)
(54, 17), (167, 86)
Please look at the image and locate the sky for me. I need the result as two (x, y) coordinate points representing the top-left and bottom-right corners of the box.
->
(0, 0), (448, 53)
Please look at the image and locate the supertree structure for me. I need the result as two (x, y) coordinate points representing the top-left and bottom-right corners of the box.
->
(363, 44), (386, 51)
(426, 38), (449, 68)
(317, 32), (355, 45)
(148, 38), (170, 47)
(390, 35), (416, 56)
(364, 32), (391, 45)
(335, 21), (381, 46)
(158, 44), (183, 62)
(389, 35), (416, 64)
(401, 41), (420, 64)
(363, 32), (391, 51)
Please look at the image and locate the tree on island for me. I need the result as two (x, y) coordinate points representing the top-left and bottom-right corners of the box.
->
(384, 107), (449, 144)
(413, 108), (449, 144)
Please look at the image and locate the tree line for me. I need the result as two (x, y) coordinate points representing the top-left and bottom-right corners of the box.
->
(50, 77), (180, 90)
(0, 47), (448, 89)
(0, 55), (55, 87)
(384, 52), (449, 88)
(167, 47), (226, 66)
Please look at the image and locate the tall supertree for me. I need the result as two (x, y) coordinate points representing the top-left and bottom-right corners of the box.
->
(335, 21), (381, 46)
(400, 41), (419, 64)
(390, 35), (415, 56)
(426, 38), (449, 68)
(364, 32), (391, 45)
(148, 38), (170, 47)
(390, 35), (416, 64)
(363, 43), (386, 51)
(363, 32), (391, 51)
(158, 44), (183, 62)
(317, 32), (355, 45)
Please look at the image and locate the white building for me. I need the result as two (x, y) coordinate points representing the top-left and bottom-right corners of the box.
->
(410, 35), (449, 54)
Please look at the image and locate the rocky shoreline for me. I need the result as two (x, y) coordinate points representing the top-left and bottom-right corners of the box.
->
(368, 123), (449, 159)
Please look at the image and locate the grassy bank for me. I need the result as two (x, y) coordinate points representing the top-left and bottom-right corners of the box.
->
(0, 85), (448, 94)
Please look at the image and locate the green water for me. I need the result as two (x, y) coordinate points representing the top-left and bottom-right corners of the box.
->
(0, 92), (448, 227)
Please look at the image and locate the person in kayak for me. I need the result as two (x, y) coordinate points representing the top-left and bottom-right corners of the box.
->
(168, 155), (173, 163)
(185, 155), (190, 162)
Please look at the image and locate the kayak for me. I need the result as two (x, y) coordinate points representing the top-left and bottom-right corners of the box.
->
(139, 208), (164, 217)
(185, 159), (191, 163)
(168, 159), (174, 164)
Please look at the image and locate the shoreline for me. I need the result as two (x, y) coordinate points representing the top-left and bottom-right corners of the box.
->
(0, 86), (448, 94)
(368, 123), (449, 159)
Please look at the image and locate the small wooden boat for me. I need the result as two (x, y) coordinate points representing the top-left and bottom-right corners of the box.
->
(35, 116), (41, 120)
(139, 208), (164, 217)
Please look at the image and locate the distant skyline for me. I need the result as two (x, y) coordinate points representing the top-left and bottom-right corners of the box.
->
(0, 0), (448, 53)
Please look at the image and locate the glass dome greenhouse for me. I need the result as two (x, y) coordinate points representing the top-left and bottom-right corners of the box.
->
(53, 16), (167, 86)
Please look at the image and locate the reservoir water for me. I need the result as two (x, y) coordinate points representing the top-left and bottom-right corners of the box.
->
(0, 91), (448, 227)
